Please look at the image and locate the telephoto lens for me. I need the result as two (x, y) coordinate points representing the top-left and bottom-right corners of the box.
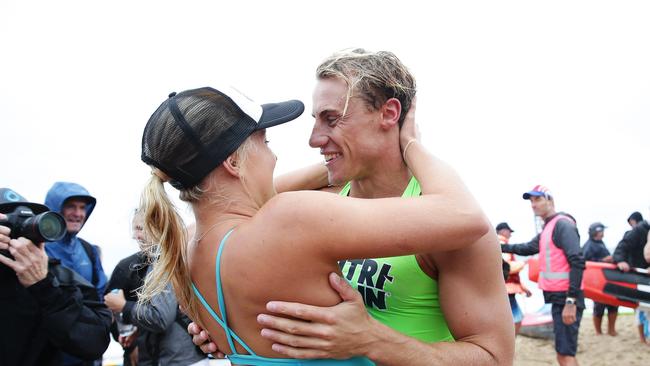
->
(0, 206), (67, 244)
(24, 211), (67, 243)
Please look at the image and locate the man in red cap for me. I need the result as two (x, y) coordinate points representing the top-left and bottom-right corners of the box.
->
(501, 185), (585, 366)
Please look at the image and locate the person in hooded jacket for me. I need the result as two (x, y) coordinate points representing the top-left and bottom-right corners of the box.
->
(44, 182), (107, 299)
(0, 187), (112, 366)
(582, 222), (618, 336)
(44, 182), (109, 365)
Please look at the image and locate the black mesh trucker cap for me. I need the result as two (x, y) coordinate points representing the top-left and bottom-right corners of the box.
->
(141, 86), (304, 190)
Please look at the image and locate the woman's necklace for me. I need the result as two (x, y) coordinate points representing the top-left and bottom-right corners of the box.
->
(193, 222), (223, 243)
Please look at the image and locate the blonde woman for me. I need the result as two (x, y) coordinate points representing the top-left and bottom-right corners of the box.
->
(104, 210), (208, 366)
(138, 86), (489, 365)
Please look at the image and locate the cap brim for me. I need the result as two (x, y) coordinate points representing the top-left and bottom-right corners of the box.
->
(257, 100), (305, 130)
(0, 202), (50, 215)
(523, 191), (545, 200)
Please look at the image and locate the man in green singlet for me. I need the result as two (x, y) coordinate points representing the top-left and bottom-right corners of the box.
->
(192, 49), (514, 365)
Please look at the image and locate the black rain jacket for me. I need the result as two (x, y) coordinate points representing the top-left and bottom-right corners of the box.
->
(0, 258), (112, 366)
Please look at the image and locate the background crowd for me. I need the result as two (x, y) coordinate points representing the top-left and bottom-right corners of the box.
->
(2, 3), (649, 366)
(2, 177), (648, 366)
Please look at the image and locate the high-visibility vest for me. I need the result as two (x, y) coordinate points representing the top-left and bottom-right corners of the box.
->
(538, 214), (574, 292)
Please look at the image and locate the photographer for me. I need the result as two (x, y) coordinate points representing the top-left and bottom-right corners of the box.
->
(0, 188), (112, 366)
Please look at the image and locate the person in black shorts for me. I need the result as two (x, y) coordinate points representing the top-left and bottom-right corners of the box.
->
(582, 222), (618, 336)
(502, 185), (585, 366)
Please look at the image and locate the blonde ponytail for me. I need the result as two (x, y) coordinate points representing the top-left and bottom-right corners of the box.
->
(137, 174), (202, 325)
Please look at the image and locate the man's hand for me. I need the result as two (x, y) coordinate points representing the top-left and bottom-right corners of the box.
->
(508, 260), (525, 274)
(119, 329), (139, 348)
(601, 255), (613, 263)
(0, 229), (49, 287)
(257, 272), (376, 359)
(104, 289), (127, 313)
(188, 322), (225, 358)
(617, 261), (631, 272)
(0, 215), (10, 248)
(562, 304), (577, 325)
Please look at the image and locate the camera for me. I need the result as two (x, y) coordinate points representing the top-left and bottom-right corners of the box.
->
(0, 188), (66, 244)
(0, 205), (67, 243)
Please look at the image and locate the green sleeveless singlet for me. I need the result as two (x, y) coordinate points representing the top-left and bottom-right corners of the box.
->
(338, 177), (454, 342)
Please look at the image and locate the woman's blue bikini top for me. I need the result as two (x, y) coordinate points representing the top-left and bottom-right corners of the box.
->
(191, 229), (374, 366)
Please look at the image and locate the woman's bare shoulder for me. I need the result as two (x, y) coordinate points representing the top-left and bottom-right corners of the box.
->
(250, 191), (340, 250)
(259, 190), (339, 221)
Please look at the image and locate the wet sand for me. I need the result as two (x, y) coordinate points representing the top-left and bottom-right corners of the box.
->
(106, 313), (650, 366)
(514, 313), (650, 365)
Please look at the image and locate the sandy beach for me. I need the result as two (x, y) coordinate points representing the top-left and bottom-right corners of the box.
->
(514, 313), (649, 365)
(103, 313), (649, 366)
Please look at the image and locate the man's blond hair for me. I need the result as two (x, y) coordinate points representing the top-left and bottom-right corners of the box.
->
(316, 48), (416, 126)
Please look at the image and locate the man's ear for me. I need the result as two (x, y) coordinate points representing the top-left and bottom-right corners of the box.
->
(222, 156), (240, 177)
(379, 98), (402, 130)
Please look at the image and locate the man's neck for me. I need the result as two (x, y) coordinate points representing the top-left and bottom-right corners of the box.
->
(542, 210), (558, 222)
(61, 231), (77, 244)
(348, 160), (411, 199)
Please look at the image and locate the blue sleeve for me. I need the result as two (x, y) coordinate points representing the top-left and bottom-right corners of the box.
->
(91, 245), (108, 298)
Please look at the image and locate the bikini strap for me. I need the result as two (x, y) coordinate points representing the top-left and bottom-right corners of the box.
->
(190, 283), (253, 354)
(191, 228), (256, 356)
(216, 228), (251, 354)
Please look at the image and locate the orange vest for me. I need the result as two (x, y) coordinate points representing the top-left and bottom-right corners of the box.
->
(503, 253), (526, 294)
(538, 214), (573, 292)
(500, 235), (526, 294)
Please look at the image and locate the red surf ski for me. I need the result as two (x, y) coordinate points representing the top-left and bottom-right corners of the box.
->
(527, 258), (650, 309)
(582, 261), (650, 308)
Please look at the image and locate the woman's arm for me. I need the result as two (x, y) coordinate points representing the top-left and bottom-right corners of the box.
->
(274, 162), (331, 193)
(264, 99), (489, 260)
